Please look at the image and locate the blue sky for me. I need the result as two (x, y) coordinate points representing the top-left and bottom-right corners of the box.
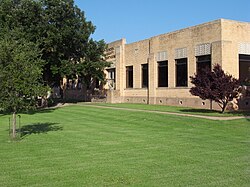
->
(75, 0), (250, 44)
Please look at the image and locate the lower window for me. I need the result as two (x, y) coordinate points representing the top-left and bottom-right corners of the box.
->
(176, 58), (188, 87)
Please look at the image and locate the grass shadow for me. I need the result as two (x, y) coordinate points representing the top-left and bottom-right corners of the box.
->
(180, 108), (220, 115)
(25, 108), (59, 115)
(241, 111), (250, 121)
(0, 108), (58, 116)
(18, 122), (62, 138)
(180, 108), (250, 117)
(227, 110), (250, 116)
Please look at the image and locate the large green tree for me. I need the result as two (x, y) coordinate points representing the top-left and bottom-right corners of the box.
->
(0, 29), (47, 139)
(0, 0), (109, 87)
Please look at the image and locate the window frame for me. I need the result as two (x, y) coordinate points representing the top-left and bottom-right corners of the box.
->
(239, 54), (250, 85)
(126, 66), (133, 88)
(196, 55), (211, 74)
(158, 61), (168, 87)
(175, 58), (188, 87)
(141, 63), (149, 88)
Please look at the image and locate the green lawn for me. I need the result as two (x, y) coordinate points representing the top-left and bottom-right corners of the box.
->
(0, 105), (249, 186)
(85, 103), (250, 117)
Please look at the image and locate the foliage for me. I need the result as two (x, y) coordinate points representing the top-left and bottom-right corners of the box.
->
(0, 0), (109, 87)
(190, 64), (241, 113)
(76, 39), (110, 88)
(0, 30), (47, 113)
(0, 29), (48, 138)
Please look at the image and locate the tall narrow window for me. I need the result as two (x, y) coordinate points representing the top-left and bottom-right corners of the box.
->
(196, 55), (211, 74)
(239, 54), (250, 85)
(158, 61), (168, 87)
(141, 64), (148, 88)
(107, 68), (116, 89)
(108, 68), (116, 80)
(176, 58), (188, 87)
(126, 66), (133, 88)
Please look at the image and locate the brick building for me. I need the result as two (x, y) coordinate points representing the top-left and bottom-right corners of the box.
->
(105, 19), (250, 110)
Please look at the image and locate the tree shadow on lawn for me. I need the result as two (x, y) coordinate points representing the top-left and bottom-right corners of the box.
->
(18, 122), (63, 139)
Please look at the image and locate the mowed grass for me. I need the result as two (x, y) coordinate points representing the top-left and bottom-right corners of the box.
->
(87, 103), (250, 117)
(0, 105), (249, 186)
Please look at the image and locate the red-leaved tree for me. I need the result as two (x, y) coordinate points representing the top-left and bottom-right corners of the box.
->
(190, 64), (241, 113)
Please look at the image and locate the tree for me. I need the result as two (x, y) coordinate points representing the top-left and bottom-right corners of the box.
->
(76, 39), (110, 89)
(0, 0), (109, 88)
(39, 0), (97, 86)
(0, 30), (47, 139)
(190, 64), (241, 113)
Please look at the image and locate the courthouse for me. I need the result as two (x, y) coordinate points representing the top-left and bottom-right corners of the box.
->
(104, 19), (250, 110)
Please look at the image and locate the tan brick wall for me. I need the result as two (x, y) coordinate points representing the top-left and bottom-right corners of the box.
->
(220, 19), (250, 77)
(104, 38), (126, 96)
(106, 19), (250, 110)
(125, 39), (150, 89)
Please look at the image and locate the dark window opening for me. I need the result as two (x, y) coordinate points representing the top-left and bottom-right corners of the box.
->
(95, 78), (100, 89)
(176, 58), (188, 87)
(158, 61), (168, 87)
(141, 64), (148, 88)
(196, 55), (211, 74)
(239, 54), (250, 85)
(126, 66), (133, 88)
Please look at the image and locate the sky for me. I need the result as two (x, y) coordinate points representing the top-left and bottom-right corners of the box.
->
(75, 0), (250, 44)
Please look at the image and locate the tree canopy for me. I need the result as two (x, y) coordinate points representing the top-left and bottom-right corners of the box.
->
(190, 64), (241, 113)
(0, 0), (109, 87)
(0, 29), (47, 138)
(0, 30), (46, 112)
(0, 0), (109, 138)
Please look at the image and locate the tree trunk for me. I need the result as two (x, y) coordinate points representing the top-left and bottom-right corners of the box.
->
(221, 102), (228, 113)
(209, 99), (213, 110)
(12, 111), (17, 139)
